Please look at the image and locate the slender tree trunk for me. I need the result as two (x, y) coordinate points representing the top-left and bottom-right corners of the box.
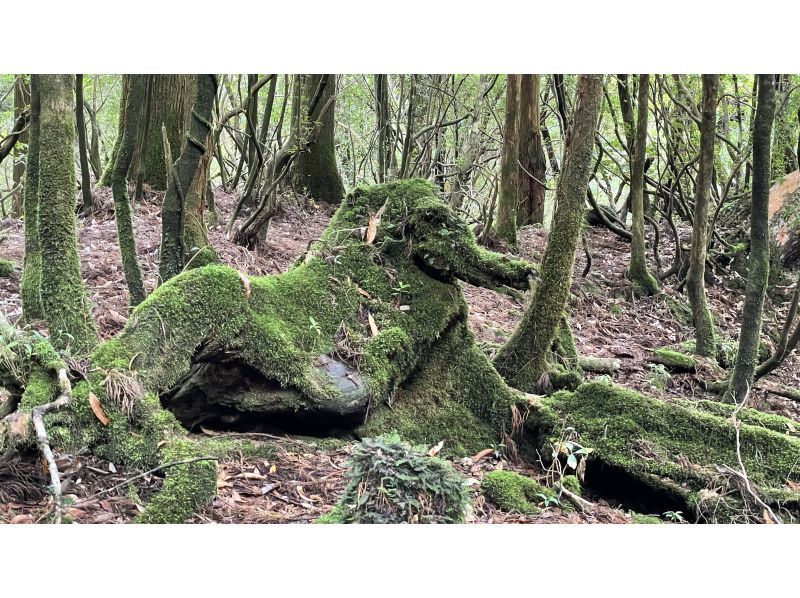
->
(494, 75), (604, 391)
(627, 74), (659, 296)
(292, 74), (346, 203)
(75, 74), (93, 214)
(375, 74), (390, 183)
(687, 75), (719, 357)
(184, 130), (216, 265)
(518, 74), (547, 225)
(21, 75), (43, 321)
(496, 74), (520, 245)
(37, 74), (98, 352)
(617, 74), (635, 221)
(11, 75), (30, 217)
(112, 75), (148, 306)
(725, 75), (777, 403)
(158, 75), (218, 283)
(98, 75), (129, 188)
(450, 74), (490, 209)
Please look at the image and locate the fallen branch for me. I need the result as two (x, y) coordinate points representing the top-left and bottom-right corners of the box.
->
(554, 481), (595, 512)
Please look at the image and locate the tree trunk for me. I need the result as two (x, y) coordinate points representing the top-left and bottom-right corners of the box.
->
(158, 75), (218, 284)
(21, 75), (43, 321)
(291, 75), (346, 203)
(135, 75), (193, 191)
(11, 75), (30, 217)
(98, 75), (128, 188)
(725, 75), (777, 404)
(183, 130), (216, 266)
(37, 74), (98, 353)
(75, 74), (93, 214)
(112, 75), (148, 306)
(517, 74), (547, 226)
(627, 74), (660, 296)
(375, 74), (390, 183)
(450, 74), (490, 210)
(493, 75), (604, 391)
(496, 74), (520, 246)
(687, 75), (719, 357)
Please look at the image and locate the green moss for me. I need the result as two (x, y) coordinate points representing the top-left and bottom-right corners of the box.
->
(651, 347), (698, 371)
(664, 295), (693, 326)
(19, 367), (56, 411)
(561, 474), (582, 496)
(0, 259), (13, 278)
(630, 512), (662, 524)
(135, 438), (217, 524)
(315, 504), (347, 524)
(527, 382), (800, 521)
(482, 470), (556, 515)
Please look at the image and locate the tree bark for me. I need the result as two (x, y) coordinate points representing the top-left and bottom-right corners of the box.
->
(97, 75), (128, 188)
(135, 75), (194, 191)
(291, 74), (346, 203)
(21, 75), (43, 321)
(158, 75), (218, 284)
(496, 74), (520, 246)
(375, 74), (390, 183)
(687, 75), (719, 357)
(112, 75), (148, 306)
(494, 75), (604, 391)
(10, 75), (30, 217)
(450, 74), (490, 210)
(725, 75), (777, 403)
(517, 74), (547, 226)
(75, 75), (93, 214)
(627, 74), (660, 296)
(37, 74), (98, 353)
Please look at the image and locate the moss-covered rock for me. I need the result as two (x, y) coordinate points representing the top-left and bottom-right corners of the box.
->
(630, 512), (663, 524)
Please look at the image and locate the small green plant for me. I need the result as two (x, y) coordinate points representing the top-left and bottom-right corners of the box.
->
(662, 510), (686, 523)
(308, 316), (321, 336)
(391, 281), (412, 300)
(647, 363), (671, 391)
(535, 492), (561, 508)
(322, 434), (470, 524)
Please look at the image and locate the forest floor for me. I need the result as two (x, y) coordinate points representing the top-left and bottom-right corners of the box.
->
(1, 186), (798, 524)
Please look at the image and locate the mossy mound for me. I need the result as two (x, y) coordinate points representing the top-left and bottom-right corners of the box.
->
(650, 347), (698, 372)
(527, 382), (800, 522)
(0, 258), (14, 278)
(322, 435), (470, 524)
(2, 180), (536, 522)
(481, 470), (561, 515)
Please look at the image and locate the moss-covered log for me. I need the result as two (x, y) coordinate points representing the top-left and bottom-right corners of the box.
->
(528, 382), (800, 522)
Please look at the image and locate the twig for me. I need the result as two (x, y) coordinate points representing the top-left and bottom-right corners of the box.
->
(554, 481), (595, 512)
(78, 456), (219, 502)
(30, 368), (73, 524)
(727, 386), (783, 524)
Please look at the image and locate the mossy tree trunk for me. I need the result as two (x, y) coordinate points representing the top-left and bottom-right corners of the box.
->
(10, 75), (29, 217)
(112, 74), (148, 306)
(518, 74), (547, 226)
(627, 74), (659, 297)
(75, 75), (93, 214)
(291, 74), (346, 204)
(496, 74), (520, 246)
(98, 75), (128, 188)
(158, 75), (218, 284)
(687, 75), (719, 357)
(725, 75), (777, 403)
(134, 75), (193, 191)
(21, 75), (43, 321)
(493, 75), (604, 391)
(37, 74), (98, 353)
